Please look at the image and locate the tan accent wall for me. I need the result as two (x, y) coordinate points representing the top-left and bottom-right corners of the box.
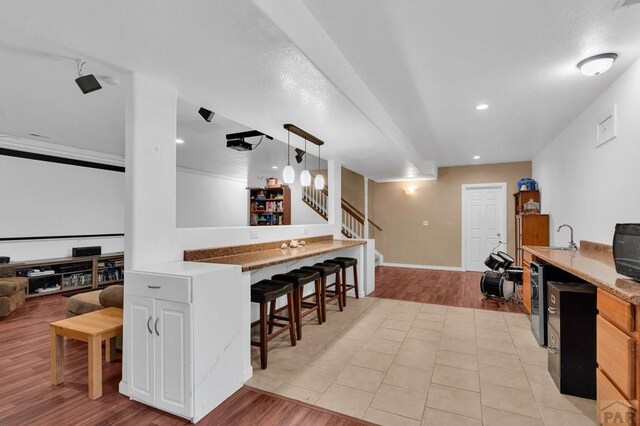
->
(341, 167), (365, 213)
(369, 161), (532, 267)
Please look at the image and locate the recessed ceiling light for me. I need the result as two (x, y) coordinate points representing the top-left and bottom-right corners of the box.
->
(473, 155), (481, 160)
(176, 138), (184, 144)
(475, 104), (489, 111)
(272, 165), (278, 169)
(577, 53), (618, 76)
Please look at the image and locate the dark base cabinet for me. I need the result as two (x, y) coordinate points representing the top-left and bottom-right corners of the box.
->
(547, 281), (597, 400)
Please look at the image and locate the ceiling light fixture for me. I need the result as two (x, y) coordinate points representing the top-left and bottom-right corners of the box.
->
(74, 60), (102, 94)
(300, 138), (311, 187)
(473, 155), (480, 160)
(475, 104), (489, 111)
(198, 107), (215, 122)
(176, 138), (184, 144)
(577, 53), (618, 76)
(314, 144), (324, 190)
(283, 129), (295, 184)
(403, 186), (416, 195)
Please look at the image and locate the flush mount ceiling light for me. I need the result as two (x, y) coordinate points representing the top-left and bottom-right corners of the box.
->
(300, 138), (311, 187)
(176, 138), (184, 144)
(473, 155), (480, 160)
(198, 107), (215, 122)
(75, 60), (102, 94)
(475, 104), (489, 111)
(577, 53), (618, 76)
(314, 144), (325, 190)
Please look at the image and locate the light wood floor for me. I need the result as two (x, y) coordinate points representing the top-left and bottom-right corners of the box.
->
(0, 295), (370, 426)
(371, 266), (525, 314)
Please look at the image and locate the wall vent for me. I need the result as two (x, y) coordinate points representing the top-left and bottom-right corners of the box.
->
(614, 0), (640, 9)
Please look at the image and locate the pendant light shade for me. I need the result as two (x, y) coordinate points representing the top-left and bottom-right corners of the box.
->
(283, 129), (295, 184)
(283, 165), (295, 184)
(301, 170), (311, 186)
(301, 138), (311, 187)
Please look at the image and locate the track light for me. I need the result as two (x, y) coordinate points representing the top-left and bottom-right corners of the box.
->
(198, 107), (215, 122)
(295, 148), (305, 164)
(75, 60), (102, 94)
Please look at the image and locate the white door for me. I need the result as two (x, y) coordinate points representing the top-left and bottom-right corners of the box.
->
(128, 295), (156, 405)
(463, 184), (506, 272)
(155, 300), (192, 418)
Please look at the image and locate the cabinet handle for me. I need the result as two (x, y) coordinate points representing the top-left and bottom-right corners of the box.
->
(548, 307), (559, 314)
(154, 317), (160, 336)
(548, 346), (558, 354)
(147, 285), (161, 289)
(146, 316), (153, 334)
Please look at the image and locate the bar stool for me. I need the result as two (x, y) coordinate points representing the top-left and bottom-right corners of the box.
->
(272, 269), (322, 340)
(325, 257), (359, 307)
(250, 279), (297, 369)
(301, 262), (342, 323)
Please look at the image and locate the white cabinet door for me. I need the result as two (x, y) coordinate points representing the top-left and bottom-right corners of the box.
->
(155, 300), (192, 418)
(128, 295), (155, 405)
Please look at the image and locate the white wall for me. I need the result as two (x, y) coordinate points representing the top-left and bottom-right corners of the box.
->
(533, 58), (640, 247)
(176, 170), (247, 228)
(0, 236), (124, 262)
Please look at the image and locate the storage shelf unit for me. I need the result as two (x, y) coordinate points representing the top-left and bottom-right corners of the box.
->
(13, 252), (124, 298)
(248, 187), (291, 226)
(514, 190), (549, 266)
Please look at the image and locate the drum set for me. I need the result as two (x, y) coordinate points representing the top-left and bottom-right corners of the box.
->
(480, 251), (523, 303)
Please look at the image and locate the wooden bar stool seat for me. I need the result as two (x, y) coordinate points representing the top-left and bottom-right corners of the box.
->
(250, 279), (296, 369)
(272, 269), (322, 340)
(301, 262), (342, 323)
(325, 256), (359, 306)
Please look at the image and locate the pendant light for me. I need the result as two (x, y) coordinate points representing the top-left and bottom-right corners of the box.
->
(314, 144), (325, 190)
(282, 129), (295, 184)
(300, 138), (311, 187)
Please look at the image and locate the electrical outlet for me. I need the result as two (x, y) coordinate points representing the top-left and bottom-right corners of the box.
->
(423, 220), (429, 226)
(303, 227), (309, 235)
(250, 230), (259, 239)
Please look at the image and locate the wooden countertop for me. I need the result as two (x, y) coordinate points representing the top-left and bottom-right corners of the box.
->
(191, 239), (366, 272)
(524, 245), (640, 304)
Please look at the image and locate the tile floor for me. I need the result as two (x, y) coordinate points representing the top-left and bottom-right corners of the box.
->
(247, 297), (598, 425)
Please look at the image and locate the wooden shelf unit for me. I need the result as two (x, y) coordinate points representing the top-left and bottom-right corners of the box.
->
(514, 190), (549, 266)
(13, 252), (124, 298)
(248, 187), (291, 226)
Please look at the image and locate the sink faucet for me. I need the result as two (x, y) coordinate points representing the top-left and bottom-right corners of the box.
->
(557, 224), (578, 251)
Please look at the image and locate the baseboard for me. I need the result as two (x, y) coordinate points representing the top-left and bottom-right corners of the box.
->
(243, 366), (254, 383)
(381, 262), (465, 272)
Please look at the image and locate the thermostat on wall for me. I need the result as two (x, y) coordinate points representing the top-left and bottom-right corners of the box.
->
(596, 105), (617, 147)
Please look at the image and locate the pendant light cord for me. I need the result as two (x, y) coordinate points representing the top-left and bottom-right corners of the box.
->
(304, 138), (307, 168)
(287, 130), (291, 165)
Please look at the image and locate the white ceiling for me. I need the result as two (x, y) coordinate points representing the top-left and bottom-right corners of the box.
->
(0, 0), (639, 180)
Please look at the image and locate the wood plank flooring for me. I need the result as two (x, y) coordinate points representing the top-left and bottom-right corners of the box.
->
(0, 296), (370, 426)
(371, 266), (525, 313)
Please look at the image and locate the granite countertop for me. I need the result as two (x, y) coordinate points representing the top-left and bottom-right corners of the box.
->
(192, 239), (366, 272)
(524, 246), (640, 304)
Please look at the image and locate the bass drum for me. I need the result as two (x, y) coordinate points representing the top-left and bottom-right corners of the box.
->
(484, 253), (504, 271)
(496, 251), (515, 270)
(480, 271), (514, 299)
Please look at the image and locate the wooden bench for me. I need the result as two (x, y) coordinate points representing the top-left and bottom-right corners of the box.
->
(50, 307), (123, 399)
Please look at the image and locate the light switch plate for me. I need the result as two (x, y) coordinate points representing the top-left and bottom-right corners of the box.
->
(250, 230), (259, 239)
(423, 220), (429, 226)
(596, 105), (617, 147)
(303, 227), (309, 235)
